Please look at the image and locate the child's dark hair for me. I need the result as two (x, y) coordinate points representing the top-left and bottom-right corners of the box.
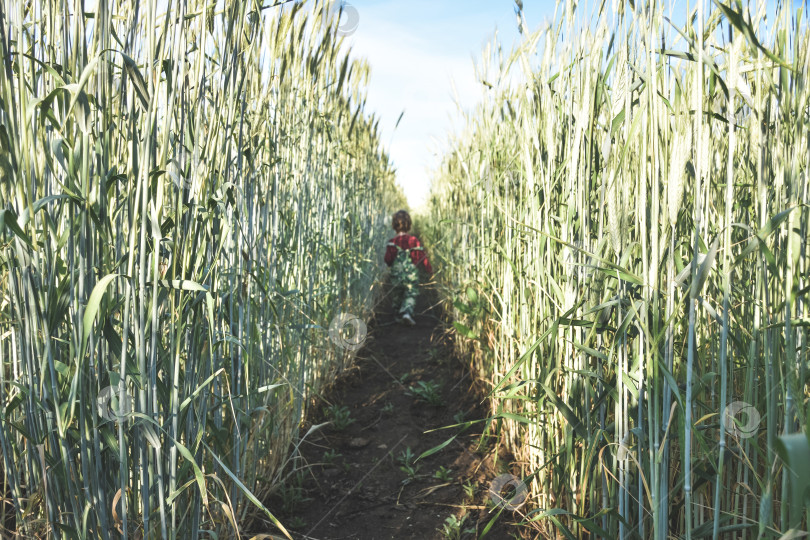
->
(392, 210), (411, 233)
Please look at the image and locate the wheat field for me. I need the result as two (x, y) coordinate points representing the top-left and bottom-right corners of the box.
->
(425, 0), (810, 537)
(2, 0), (810, 537)
(0, 0), (405, 538)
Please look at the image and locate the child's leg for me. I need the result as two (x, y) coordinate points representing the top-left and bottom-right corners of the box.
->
(390, 283), (404, 314)
(390, 262), (408, 315)
(399, 282), (417, 317)
(397, 265), (421, 318)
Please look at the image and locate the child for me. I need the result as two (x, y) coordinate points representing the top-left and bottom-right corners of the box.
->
(384, 210), (433, 326)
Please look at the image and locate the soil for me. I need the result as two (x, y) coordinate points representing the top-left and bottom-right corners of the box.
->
(262, 288), (531, 540)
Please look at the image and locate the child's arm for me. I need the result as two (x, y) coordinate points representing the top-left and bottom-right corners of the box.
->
(384, 242), (396, 266)
(422, 254), (433, 275)
(411, 238), (433, 274)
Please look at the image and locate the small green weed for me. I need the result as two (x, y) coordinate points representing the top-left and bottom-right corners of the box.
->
(439, 514), (474, 539)
(462, 480), (476, 501)
(400, 462), (421, 482)
(407, 380), (443, 406)
(323, 448), (341, 465)
(396, 446), (416, 467)
(396, 446), (421, 482)
(381, 401), (395, 414)
(433, 466), (453, 482)
(326, 404), (355, 431)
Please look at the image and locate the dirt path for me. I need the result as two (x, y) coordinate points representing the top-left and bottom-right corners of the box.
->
(266, 290), (526, 539)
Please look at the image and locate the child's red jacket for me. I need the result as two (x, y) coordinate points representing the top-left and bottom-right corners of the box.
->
(384, 234), (432, 274)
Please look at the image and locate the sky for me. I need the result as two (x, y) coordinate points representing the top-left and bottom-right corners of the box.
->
(330, 0), (557, 211)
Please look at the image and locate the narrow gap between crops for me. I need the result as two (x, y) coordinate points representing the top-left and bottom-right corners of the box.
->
(260, 286), (525, 540)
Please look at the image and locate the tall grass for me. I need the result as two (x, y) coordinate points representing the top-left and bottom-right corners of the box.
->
(0, 0), (404, 538)
(426, 0), (809, 537)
